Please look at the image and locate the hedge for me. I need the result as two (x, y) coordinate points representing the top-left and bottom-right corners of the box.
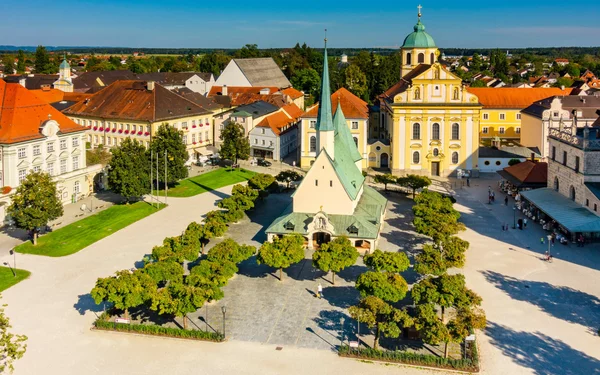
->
(94, 316), (224, 342)
(338, 345), (479, 372)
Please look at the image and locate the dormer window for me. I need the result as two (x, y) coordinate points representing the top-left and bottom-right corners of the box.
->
(348, 224), (359, 235)
(284, 221), (295, 231)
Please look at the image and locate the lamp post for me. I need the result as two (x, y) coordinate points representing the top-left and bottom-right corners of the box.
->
(512, 207), (516, 229)
(221, 306), (227, 339)
(340, 317), (345, 347)
(547, 234), (552, 258)
(3, 262), (15, 277)
(9, 249), (15, 276)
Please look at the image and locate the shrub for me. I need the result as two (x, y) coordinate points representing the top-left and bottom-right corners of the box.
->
(94, 317), (224, 342)
(338, 345), (478, 371)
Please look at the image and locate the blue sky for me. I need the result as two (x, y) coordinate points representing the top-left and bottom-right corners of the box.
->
(3, 0), (600, 49)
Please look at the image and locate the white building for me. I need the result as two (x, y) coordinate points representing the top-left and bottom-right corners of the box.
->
(0, 80), (101, 223)
(214, 58), (291, 89)
(137, 72), (215, 95)
(249, 104), (303, 160)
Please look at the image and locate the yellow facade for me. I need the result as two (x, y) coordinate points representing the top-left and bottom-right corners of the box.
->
(380, 64), (482, 177)
(479, 109), (521, 140)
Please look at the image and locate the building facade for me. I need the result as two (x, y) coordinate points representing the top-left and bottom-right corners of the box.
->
(214, 58), (291, 89)
(53, 58), (74, 93)
(214, 101), (279, 148)
(249, 104), (302, 160)
(0, 80), (101, 223)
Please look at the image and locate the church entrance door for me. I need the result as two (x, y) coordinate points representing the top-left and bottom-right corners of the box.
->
(431, 161), (440, 177)
(313, 232), (331, 248)
(380, 153), (389, 168)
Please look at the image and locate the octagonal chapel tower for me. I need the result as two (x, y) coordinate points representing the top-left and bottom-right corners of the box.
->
(400, 6), (439, 78)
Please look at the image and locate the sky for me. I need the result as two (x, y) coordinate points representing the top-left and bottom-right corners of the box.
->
(2, 0), (600, 49)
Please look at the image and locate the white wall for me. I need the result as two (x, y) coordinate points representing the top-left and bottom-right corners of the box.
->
(214, 61), (251, 87)
(479, 157), (525, 172)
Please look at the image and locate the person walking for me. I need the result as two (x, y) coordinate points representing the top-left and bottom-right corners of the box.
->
(523, 218), (528, 229)
(504, 196), (509, 206)
(317, 283), (323, 299)
(551, 233), (556, 246)
(466, 177), (470, 187)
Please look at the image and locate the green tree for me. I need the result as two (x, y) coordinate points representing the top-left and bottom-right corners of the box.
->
(397, 174), (432, 198)
(355, 271), (409, 303)
(0, 295), (27, 374)
(470, 53), (482, 72)
(564, 64), (580, 78)
(412, 274), (481, 321)
(235, 44), (261, 58)
(143, 260), (184, 284)
(447, 307), (487, 349)
(373, 174), (396, 191)
(275, 170), (303, 189)
(555, 77), (573, 88)
(508, 158), (521, 166)
(312, 236), (359, 285)
(413, 190), (464, 243)
(149, 124), (189, 186)
(344, 64), (368, 100)
(231, 184), (259, 201)
(248, 173), (276, 193)
(219, 122), (250, 165)
(207, 238), (255, 265)
(34, 45), (54, 74)
(470, 80), (487, 87)
(150, 281), (216, 330)
(290, 68), (320, 98)
(151, 236), (198, 267)
(16, 50), (26, 74)
(187, 259), (237, 288)
(256, 234), (305, 281)
(91, 270), (156, 320)
(363, 249), (409, 273)
(107, 138), (149, 202)
(414, 303), (451, 355)
(203, 216), (228, 240)
(414, 237), (469, 276)
(2, 55), (14, 75)
(86, 144), (112, 166)
(8, 172), (63, 245)
(348, 296), (413, 350)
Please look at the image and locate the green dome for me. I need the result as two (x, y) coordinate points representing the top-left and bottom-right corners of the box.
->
(59, 59), (70, 69)
(402, 20), (436, 48)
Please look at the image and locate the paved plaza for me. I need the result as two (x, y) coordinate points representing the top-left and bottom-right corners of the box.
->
(1, 174), (600, 374)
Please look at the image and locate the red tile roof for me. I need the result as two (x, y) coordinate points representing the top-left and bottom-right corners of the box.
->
(281, 103), (303, 119)
(0, 80), (85, 144)
(466, 88), (573, 109)
(303, 88), (368, 119)
(280, 87), (304, 99)
(503, 161), (548, 184)
(256, 111), (295, 136)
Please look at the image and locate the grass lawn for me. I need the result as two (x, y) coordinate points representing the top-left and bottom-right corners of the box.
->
(0, 266), (31, 292)
(15, 202), (165, 257)
(159, 168), (256, 198)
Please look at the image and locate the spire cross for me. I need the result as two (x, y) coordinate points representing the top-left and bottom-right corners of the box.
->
(417, 4), (422, 20)
(324, 29), (328, 46)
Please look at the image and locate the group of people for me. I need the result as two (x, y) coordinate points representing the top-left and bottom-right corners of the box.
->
(488, 186), (496, 204)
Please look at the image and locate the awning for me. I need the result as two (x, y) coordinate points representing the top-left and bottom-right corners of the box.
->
(195, 145), (218, 156)
(521, 188), (600, 233)
(496, 161), (547, 189)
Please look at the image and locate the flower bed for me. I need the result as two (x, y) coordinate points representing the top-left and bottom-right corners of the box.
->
(94, 315), (224, 342)
(338, 345), (479, 372)
(111, 128), (117, 133)
(137, 131), (143, 135)
(144, 132), (150, 136)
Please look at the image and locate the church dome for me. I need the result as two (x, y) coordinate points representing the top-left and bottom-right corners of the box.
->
(59, 59), (70, 69)
(402, 20), (436, 49)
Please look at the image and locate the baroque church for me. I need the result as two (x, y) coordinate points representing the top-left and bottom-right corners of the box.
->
(378, 8), (482, 177)
(266, 41), (387, 252)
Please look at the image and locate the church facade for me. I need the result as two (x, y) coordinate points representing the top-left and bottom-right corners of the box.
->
(266, 42), (387, 252)
(379, 10), (482, 177)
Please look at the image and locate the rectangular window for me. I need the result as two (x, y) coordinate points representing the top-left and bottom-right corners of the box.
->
(516, 113), (521, 120)
(516, 127), (521, 134)
(18, 147), (26, 159)
(563, 151), (567, 166)
(553, 111), (559, 118)
(33, 165), (41, 173)
(199, 133), (203, 142)
(310, 120), (316, 129)
(60, 159), (67, 174)
(315, 180), (318, 186)
(254, 138), (258, 144)
(18, 169), (26, 183)
(47, 142), (55, 152)
(205, 131), (209, 141)
(499, 127), (505, 134)
(60, 139), (67, 150)
(182, 122), (188, 129)
(47, 162), (54, 176)
(482, 127), (489, 134)
(33, 145), (41, 156)
(72, 156), (79, 170)
(575, 156), (580, 173)
(133, 125), (137, 132)
(192, 134), (196, 143)
(352, 121), (359, 129)
(552, 146), (556, 161)
(595, 204), (598, 212)
(586, 199), (589, 207)
(483, 113), (489, 120)
(262, 129), (265, 134)
(330, 180), (333, 187)
(499, 113), (506, 120)
(94, 136), (98, 144)
(72, 137), (79, 147)
(262, 139), (265, 145)
(183, 135), (188, 144)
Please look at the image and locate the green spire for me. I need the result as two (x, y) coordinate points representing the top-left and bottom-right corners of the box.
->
(333, 100), (362, 162)
(317, 36), (334, 132)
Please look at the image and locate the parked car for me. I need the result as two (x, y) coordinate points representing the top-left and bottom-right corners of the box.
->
(257, 158), (272, 167)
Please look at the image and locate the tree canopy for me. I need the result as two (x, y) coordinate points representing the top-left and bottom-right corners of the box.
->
(149, 124), (189, 186)
(275, 170), (303, 189)
(355, 271), (409, 303)
(256, 234), (305, 281)
(0, 295), (27, 374)
(312, 236), (359, 285)
(206, 239), (255, 265)
(397, 174), (432, 198)
(219, 122), (250, 164)
(363, 249), (409, 273)
(107, 138), (149, 202)
(91, 269), (156, 320)
(8, 172), (63, 245)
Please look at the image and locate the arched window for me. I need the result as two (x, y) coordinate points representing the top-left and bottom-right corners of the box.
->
(451, 123), (460, 140)
(434, 68), (440, 79)
(554, 177), (559, 191)
(418, 53), (425, 63)
(412, 123), (421, 140)
(414, 87), (421, 100)
(413, 151), (420, 164)
(570, 185), (576, 201)
(430, 53), (435, 64)
(452, 152), (459, 164)
(310, 136), (316, 152)
(453, 87), (460, 100)
(432, 123), (440, 140)
(406, 52), (412, 65)
(353, 137), (358, 147)
(433, 148), (439, 157)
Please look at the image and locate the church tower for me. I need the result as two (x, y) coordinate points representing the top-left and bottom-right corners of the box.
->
(54, 55), (73, 92)
(316, 36), (335, 159)
(400, 5), (439, 78)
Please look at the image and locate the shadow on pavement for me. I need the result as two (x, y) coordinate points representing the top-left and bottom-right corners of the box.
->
(482, 270), (600, 331)
(486, 321), (600, 375)
(73, 293), (104, 316)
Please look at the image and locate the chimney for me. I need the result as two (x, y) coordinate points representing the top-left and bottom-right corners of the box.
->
(147, 81), (155, 91)
(531, 153), (535, 162)
(222, 85), (228, 96)
(560, 85), (565, 90)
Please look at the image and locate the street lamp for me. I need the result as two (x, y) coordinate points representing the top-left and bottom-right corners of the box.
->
(221, 306), (227, 338)
(2, 262), (15, 277)
(512, 207), (516, 229)
(340, 317), (345, 347)
(547, 234), (552, 258)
